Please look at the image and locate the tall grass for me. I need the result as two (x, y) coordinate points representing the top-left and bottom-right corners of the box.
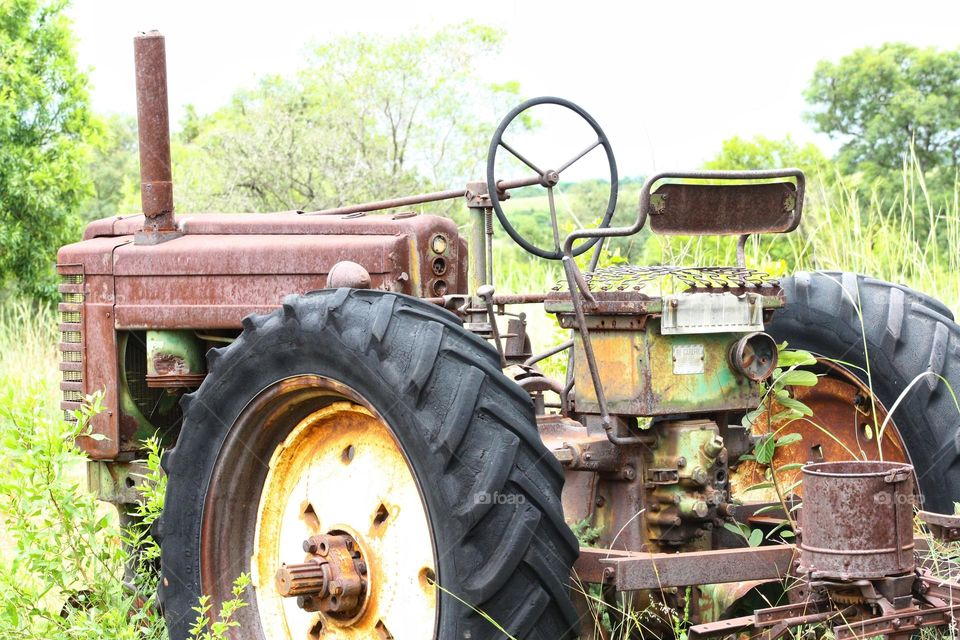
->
(788, 164), (960, 312)
(656, 162), (960, 312)
(0, 298), (59, 411)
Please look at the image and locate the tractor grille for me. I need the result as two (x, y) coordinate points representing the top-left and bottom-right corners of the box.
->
(58, 273), (84, 422)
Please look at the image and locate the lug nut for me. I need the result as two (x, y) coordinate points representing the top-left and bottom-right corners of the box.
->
(297, 595), (321, 612)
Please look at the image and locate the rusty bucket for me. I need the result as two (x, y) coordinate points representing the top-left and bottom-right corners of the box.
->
(798, 460), (915, 580)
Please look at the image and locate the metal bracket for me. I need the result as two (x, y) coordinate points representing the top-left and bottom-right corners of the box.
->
(661, 292), (765, 335)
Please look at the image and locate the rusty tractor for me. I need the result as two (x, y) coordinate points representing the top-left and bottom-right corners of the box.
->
(57, 31), (960, 640)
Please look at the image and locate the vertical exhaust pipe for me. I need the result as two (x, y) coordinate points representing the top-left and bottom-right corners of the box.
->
(134, 30), (180, 244)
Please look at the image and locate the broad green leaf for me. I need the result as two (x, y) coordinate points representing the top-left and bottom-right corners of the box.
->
(779, 370), (819, 387)
(755, 435), (776, 464)
(778, 395), (814, 417)
(776, 433), (803, 447)
(778, 349), (817, 367)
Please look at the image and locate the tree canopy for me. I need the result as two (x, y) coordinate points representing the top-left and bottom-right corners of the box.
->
(167, 23), (520, 216)
(0, 0), (94, 298)
(805, 43), (960, 182)
(703, 135), (832, 178)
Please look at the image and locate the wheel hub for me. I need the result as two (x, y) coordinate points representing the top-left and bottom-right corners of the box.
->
(252, 399), (437, 639)
(275, 532), (370, 619)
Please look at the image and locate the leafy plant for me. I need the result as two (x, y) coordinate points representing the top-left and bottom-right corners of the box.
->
(729, 344), (818, 545)
(0, 380), (250, 638)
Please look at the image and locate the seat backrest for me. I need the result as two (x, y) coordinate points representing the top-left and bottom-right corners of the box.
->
(640, 169), (804, 236)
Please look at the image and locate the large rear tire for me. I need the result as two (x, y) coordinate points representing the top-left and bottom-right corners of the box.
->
(768, 271), (960, 513)
(155, 289), (580, 639)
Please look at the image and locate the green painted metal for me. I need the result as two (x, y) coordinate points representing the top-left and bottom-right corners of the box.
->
(117, 332), (170, 437)
(572, 318), (761, 416)
(642, 419), (730, 548)
(87, 459), (150, 505)
(146, 329), (204, 377)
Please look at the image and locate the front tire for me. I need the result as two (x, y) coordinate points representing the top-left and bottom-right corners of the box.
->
(155, 289), (580, 639)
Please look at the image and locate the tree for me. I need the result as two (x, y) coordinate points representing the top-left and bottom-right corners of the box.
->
(173, 23), (521, 216)
(79, 114), (139, 221)
(703, 135), (832, 179)
(0, 0), (94, 298)
(805, 43), (960, 182)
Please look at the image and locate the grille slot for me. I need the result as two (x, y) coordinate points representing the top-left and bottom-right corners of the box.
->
(58, 272), (84, 423)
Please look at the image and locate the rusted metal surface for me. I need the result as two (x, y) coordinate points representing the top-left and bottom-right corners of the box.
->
(731, 364), (909, 503)
(304, 187), (468, 216)
(577, 545), (797, 590)
(538, 414), (604, 528)
(57, 211), (463, 457)
(573, 547), (640, 584)
(692, 568), (960, 640)
(641, 170), (805, 236)
(834, 601), (960, 640)
(728, 331), (778, 381)
(799, 460), (915, 580)
(919, 510), (960, 542)
(688, 599), (836, 640)
(133, 31), (178, 243)
(571, 319), (762, 417)
(641, 419), (733, 548)
(86, 460), (151, 504)
(66, 275), (120, 458)
(276, 533), (369, 618)
(326, 261), (371, 289)
(299, 174), (539, 218)
(57, 269), (85, 423)
(76, 211), (463, 305)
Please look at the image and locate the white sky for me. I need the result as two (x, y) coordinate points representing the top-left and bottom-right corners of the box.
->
(69, 0), (960, 180)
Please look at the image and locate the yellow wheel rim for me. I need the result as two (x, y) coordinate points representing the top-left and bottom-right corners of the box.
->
(253, 401), (437, 639)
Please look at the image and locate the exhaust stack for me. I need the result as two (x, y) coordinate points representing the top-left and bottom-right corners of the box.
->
(134, 30), (180, 244)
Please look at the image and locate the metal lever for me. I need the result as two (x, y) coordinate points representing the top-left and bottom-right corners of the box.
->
(477, 285), (507, 368)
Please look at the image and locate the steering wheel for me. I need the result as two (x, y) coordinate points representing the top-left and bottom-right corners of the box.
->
(486, 96), (618, 260)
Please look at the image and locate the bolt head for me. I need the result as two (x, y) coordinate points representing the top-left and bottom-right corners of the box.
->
(303, 539), (318, 554)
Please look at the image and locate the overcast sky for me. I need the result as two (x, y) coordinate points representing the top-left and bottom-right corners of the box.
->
(69, 0), (960, 180)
